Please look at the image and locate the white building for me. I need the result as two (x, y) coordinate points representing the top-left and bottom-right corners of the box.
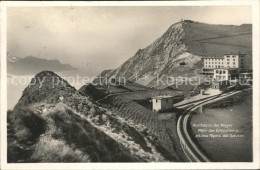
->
(203, 53), (245, 69)
(202, 53), (245, 80)
(213, 68), (239, 80)
(151, 95), (174, 112)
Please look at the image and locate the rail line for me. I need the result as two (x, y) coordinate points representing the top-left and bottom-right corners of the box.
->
(176, 90), (241, 162)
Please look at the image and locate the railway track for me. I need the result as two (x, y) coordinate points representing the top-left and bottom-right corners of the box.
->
(176, 90), (241, 162)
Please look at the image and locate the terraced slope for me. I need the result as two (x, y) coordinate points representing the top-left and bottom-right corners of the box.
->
(96, 90), (188, 162)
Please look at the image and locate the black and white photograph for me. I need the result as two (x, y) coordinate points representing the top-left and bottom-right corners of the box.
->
(0, 1), (259, 169)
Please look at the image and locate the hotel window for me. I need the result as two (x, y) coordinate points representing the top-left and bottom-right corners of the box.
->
(227, 56), (230, 58)
(227, 59), (229, 61)
(233, 62), (235, 65)
(227, 62), (229, 64)
(223, 70), (226, 74)
(233, 56), (236, 58)
(233, 59), (235, 61)
(216, 70), (219, 73)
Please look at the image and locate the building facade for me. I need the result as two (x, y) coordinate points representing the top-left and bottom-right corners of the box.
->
(202, 53), (245, 80)
(213, 68), (239, 80)
(152, 95), (174, 112)
(203, 53), (245, 69)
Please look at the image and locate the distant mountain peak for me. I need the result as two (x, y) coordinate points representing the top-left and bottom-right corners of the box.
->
(7, 54), (76, 75)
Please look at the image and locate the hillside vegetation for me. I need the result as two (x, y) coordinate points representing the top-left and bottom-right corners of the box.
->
(80, 85), (188, 161)
(7, 71), (168, 162)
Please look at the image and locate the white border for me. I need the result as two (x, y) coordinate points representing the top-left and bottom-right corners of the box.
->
(1, 1), (259, 169)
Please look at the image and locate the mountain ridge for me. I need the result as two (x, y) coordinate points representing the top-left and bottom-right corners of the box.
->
(96, 20), (252, 89)
(7, 54), (76, 75)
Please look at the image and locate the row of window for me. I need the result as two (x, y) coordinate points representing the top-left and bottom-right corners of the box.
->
(227, 62), (236, 65)
(205, 62), (224, 64)
(205, 60), (237, 64)
(215, 70), (226, 74)
(226, 55), (237, 58)
(205, 65), (222, 68)
(227, 59), (237, 61)
(205, 65), (238, 68)
(204, 58), (224, 61)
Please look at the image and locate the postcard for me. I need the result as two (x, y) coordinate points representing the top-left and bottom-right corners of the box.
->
(0, 1), (259, 169)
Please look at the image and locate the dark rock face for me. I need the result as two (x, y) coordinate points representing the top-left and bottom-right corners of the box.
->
(96, 21), (252, 88)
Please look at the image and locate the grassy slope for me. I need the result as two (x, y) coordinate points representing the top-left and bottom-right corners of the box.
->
(8, 104), (140, 162)
(99, 89), (188, 162)
(7, 71), (167, 162)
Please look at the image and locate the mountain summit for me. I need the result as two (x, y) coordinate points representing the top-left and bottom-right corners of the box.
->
(97, 20), (252, 88)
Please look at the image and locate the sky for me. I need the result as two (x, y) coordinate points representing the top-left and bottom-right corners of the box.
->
(7, 6), (252, 76)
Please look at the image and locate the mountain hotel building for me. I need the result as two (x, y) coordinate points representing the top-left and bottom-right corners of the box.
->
(202, 53), (245, 81)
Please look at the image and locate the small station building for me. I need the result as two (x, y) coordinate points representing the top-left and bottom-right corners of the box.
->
(151, 95), (183, 112)
(151, 95), (174, 112)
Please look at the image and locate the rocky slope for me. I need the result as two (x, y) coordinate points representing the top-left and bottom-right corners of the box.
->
(7, 71), (169, 162)
(97, 20), (252, 89)
(7, 54), (76, 75)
